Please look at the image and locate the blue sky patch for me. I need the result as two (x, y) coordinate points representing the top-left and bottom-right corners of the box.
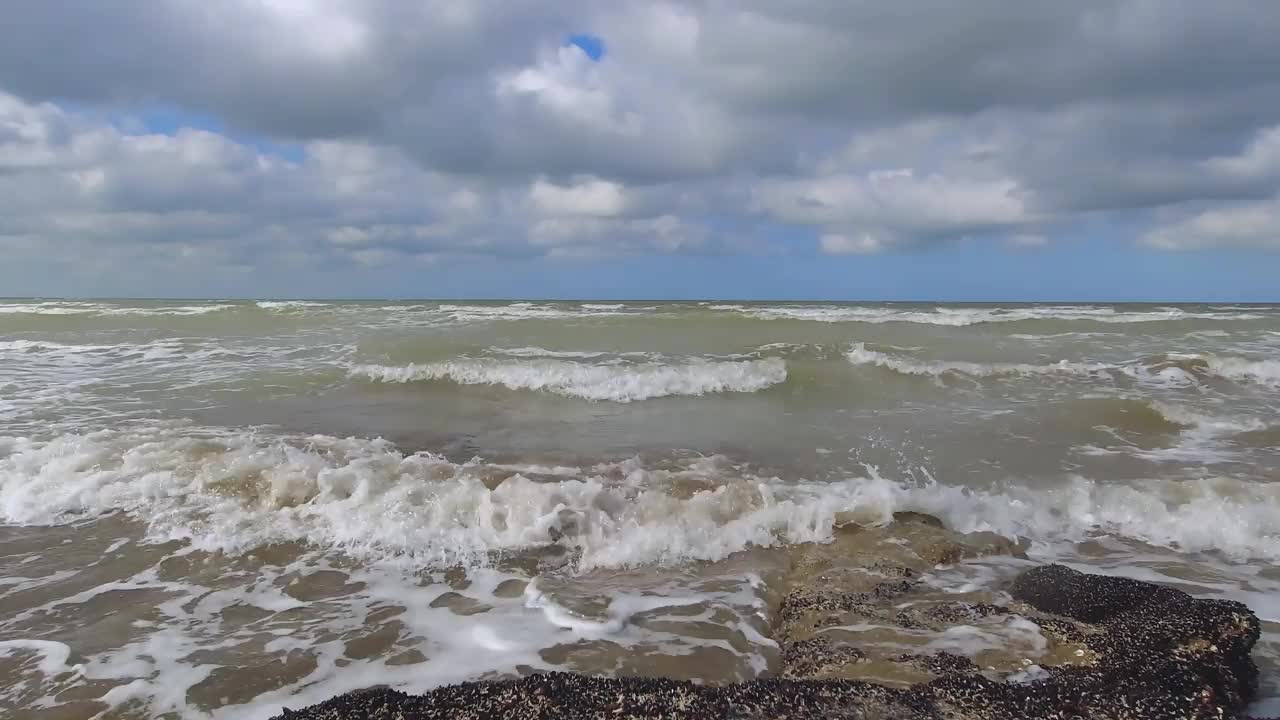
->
(566, 34), (604, 60)
(119, 104), (305, 163)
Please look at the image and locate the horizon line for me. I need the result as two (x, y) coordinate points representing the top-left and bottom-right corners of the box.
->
(3, 296), (1278, 305)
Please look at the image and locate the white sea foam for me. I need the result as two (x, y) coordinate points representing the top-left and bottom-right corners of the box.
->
(735, 305), (1265, 325)
(0, 302), (108, 315)
(4, 427), (1280, 569)
(1078, 400), (1277, 464)
(1010, 332), (1120, 341)
(0, 552), (773, 720)
(114, 305), (236, 316)
(486, 346), (611, 359)
(1147, 401), (1271, 435)
(0, 339), (121, 354)
(349, 357), (787, 402)
(846, 343), (1116, 381)
(846, 343), (1280, 389)
(0, 640), (79, 676)
(433, 303), (634, 323)
(0, 302), (235, 316)
(255, 301), (331, 310)
(1203, 355), (1280, 388)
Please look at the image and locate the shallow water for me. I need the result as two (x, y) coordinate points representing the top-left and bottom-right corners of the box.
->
(0, 299), (1277, 718)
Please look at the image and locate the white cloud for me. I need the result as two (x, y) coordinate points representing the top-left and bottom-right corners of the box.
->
(254, 0), (369, 58)
(1143, 196), (1280, 250)
(1205, 125), (1280, 182)
(754, 169), (1032, 249)
(820, 232), (889, 255)
(529, 176), (628, 217)
(0, 90), (726, 283)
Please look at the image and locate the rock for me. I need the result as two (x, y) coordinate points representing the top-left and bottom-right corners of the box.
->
(895, 652), (979, 676)
(781, 636), (867, 679)
(272, 564), (1270, 720)
(1009, 564), (1263, 714)
(891, 511), (946, 528)
(273, 673), (935, 719)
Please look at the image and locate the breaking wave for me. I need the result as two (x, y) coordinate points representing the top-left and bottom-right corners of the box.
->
(0, 302), (236, 316)
(3, 427), (1279, 568)
(349, 357), (788, 402)
(734, 305), (1265, 325)
(846, 343), (1280, 389)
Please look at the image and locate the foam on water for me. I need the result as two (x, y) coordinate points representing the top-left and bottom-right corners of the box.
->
(255, 301), (331, 310)
(1147, 401), (1271, 435)
(1083, 399), (1280, 464)
(1203, 354), (1280, 388)
(0, 640), (79, 676)
(0, 302), (237, 316)
(0, 337), (356, 433)
(0, 548), (776, 720)
(348, 357), (787, 402)
(736, 305), (1265, 325)
(4, 427), (1280, 569)
(846, 343), (1278, 390)
(485, 346), (612, 359)
(434, 303), (635, 323)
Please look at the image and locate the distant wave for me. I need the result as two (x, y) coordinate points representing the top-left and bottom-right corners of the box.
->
(485, 346), (615, 360)
(434, 303), (634, 323)
(846, 343), (1280, 389)
(0, 302), (236, 316)
(4, 427), (1279, 568)
(349, 357), (788, 402)
(731, 305), (1266, 325)
(255, 301), (331, 310)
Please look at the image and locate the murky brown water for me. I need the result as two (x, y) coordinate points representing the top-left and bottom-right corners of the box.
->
(2, 300), (1278, 718)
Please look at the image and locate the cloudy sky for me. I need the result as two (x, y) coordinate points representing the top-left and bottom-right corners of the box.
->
(2, 1), (1278, 300)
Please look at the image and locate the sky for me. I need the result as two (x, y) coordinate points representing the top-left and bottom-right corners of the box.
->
(1, 2), (1279, 301)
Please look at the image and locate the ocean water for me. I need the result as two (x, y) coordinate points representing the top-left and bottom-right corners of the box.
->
(0, 299), (1277, 718)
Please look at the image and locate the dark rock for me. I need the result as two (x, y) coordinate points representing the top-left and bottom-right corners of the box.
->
(1010, 564), (1263, 715)
(895, 652), (979, 676)
(920, 602), (1010, 625)
(273, 672), (936, 719)
(1032, 617), (1090, 645)
(781, 637), (867, 679)
(1010, 564), (1184, 623)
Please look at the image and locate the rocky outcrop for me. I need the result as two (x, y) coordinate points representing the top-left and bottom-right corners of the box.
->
(273, 562), (1270, 720)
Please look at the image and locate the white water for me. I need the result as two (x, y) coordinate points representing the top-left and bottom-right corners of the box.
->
(846, 342), (1280, 389)
(349, 357), (788, 402)
(741, 305), (1265, 325)
(4, 426), (1280, 569)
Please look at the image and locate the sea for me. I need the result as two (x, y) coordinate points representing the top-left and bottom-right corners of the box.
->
(1, 299), (1277, 718)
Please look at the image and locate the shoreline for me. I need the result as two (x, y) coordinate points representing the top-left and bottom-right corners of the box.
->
(271, 554), (1274, 719)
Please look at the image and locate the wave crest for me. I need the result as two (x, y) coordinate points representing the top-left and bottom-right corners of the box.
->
(349, 357), (787, 402)
(846, 343), (1280, 389)
(3, 428), (1279, 568)
(734, 305), (1266, 325)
